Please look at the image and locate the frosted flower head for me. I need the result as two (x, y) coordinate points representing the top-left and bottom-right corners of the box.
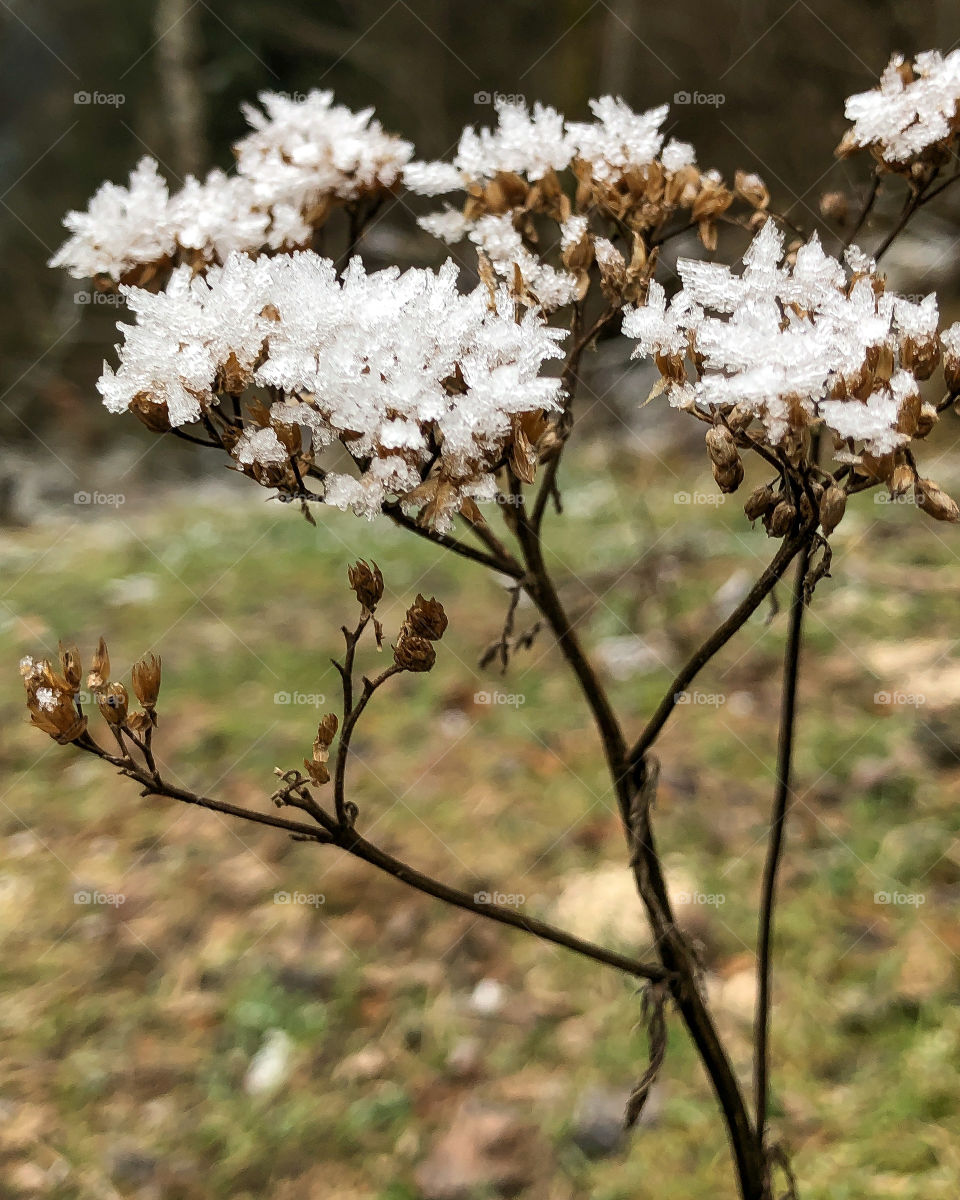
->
(623, 219), (957, 524)
(50, 92), (412, 284)
(566, 97), (670, 183)
(98, 251), (566, 533)
(410, 95), (752, 310)
(839, 50), (960, 167)
(49, 158), (174, 283)
(404, 98), (572, 196)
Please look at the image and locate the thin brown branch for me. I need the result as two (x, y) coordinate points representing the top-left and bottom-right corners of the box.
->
(627, 528), (811, 772)
(71, 733), (671, 984)
(753, 538), (811, 1152)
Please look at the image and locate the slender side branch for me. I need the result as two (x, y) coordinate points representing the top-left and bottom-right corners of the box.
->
(627, 529), (810, 771)
(76, 733), (671, 984)
(753, 538), (811, 1150)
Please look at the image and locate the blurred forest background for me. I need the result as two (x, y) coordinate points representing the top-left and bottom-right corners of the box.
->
(5, 4), (960, 1199)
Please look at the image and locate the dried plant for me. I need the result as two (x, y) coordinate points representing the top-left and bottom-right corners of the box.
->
(30, 49), (960, 1199)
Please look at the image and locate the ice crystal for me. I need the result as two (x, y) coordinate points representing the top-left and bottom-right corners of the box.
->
(50, 92), (412, 281)
(99, 252), (565, 531)
(623, 220), (941, 460)
(841, 50), (960, 164)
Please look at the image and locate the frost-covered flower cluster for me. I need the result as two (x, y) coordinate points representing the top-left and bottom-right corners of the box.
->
(838, 50), (960, 167)
(50, 91), (412, 284)
(100, 251), (565, 532)
(624, 220), (957, 523)
(409, 97), (762, 309)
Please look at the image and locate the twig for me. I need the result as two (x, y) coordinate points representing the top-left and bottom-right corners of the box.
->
(753, 538), (811, 1151)
(70, 732), (671, 984)
(627, 528), (811, 772)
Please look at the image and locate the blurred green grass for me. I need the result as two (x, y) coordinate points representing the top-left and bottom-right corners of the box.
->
(1, 449), (959, 1198)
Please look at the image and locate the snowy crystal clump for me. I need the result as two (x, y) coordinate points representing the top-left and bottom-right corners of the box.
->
(840, 50), (960, 164)
(408, 95), (710, 309)
(623, 219), (939, 460)
(99, 252), (565, 531)
(404, 100), (572, 193)
(50, 91), (412, 282)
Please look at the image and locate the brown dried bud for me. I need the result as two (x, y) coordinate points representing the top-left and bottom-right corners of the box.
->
(713, 458), (744, 494)
(403, 595), (448, 641)
(129, 392), (172, 434)
(87, 637), (110, 692)
(766, 501), (797, 538)
(744, 483), (778, 521)
(734, 170), (770, 210)
(26, 680), (87, 744)
(819, 484), (847, 536)
(705, 425), (739, 469)
(900, 334), (940, 381)
(915, 403), (938, 438)
(915, 477), (960, 523)
(889, 463), (915, 497)
(131, 653), (162, 711)
(393, 634), (436, 673)
(58, 642), (82, 693)
(726, 402), (755, 433)
(941, 339), (960, 393)
(304, 759), (330, 787)
(315, 712), (339, 748)
(97, 681), (129, 726)
(348, 559), (384, 613)
(819, 191), (849, 224)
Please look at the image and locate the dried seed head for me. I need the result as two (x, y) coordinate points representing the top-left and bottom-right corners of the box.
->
(713, 458), (744, 494)
(819, 484), (847, 536)
(392, 633), (436, 673)
(58, 642), (83, 692)
(131, 653), (162, 710)
(97, 681), (129, 726)
(915, 477), (960, 523)
(743, 483), (778, 521)
(899, 333), (940, 381)
(766, 501), (797, 538)
(87, 637), (110, 692)
(734, 170), (770, 210)
(889, 463), (915, 497)
(347, 559), (384, 614)
(819, 190), (849, 223)
(25, 680), (87, 744)
(705, 425), (739, 469)
(942, 337), (960, 393)
(315, 713), (339, 750)
(915, 403), (939, 438)
(726, 402), (755, 433)
(304, 758), (330, 787)
(403, 595), (448, 641)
